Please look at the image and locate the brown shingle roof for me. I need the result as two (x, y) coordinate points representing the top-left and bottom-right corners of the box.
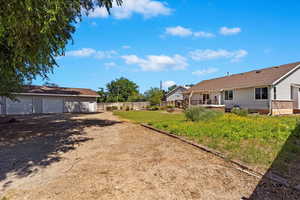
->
(19, 85), (99, 97)
(187, 62), (300, 93)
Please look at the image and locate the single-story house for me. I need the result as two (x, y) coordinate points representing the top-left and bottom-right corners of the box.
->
(166, 86), (190, 107)
(184, 62), (300, 115)
(0, 85), (99, 115)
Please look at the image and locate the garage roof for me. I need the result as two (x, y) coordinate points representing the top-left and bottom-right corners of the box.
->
(18, 85), (99, 97)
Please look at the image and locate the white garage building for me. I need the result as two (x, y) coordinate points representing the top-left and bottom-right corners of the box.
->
(0, 85), (99, 115)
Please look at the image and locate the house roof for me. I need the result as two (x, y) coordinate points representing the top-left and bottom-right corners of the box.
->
(166, 86), (189, 97)
(186, 62), (300, 93)
(18, 85), (99, 97)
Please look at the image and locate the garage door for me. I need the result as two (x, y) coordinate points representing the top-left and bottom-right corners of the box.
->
(64, 100), (80, 113)
(6, 96), (33, 115)
(43, 97), (63, 113)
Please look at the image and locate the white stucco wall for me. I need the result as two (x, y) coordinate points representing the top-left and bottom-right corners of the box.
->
(2, 95), (97, 115)
(275, 67), (300, 101)
(64, 97), (97, 113)
(43, 97), (64, 113)
(6, 95), (33, 115)
(222, 87), (270, 109)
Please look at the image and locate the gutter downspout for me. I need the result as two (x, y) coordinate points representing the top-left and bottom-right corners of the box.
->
(188, 91), (194, 108)
(268, 85), (273, 116)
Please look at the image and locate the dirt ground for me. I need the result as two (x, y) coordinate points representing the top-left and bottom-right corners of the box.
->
(0, 112), (298, 200)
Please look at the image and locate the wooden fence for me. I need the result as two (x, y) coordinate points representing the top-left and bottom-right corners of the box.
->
(97, 102), (150, 111)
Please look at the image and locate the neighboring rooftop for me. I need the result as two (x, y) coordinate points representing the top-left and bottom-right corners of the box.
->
(166, 85), (190, 97)
(18, 85), (99, 97)
(186, 62), (300, 93)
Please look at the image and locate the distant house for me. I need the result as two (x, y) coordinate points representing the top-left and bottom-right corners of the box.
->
(0, 85), (99, 115)
(184, 62), (300, 115)
(166, 86), (189, 107)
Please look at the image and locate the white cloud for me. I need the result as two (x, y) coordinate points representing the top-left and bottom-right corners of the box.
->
(66, 48), (96, 57)
(165, 26), (193, 37)
(194, 31), (215, 38)
(94, 50), (118, 59)
(121, 54), (188, 71)
(122, 45), (131, 49)
(165, 26), (215, 38)
(89, 7), (109, 18)
(65, 48), (117, 59)
(104, 62), (117, 67)
(219, 26), (241, 35)
(162, 81), (176, 89)
(189, 49), (248, 62)
(89, 0), (171, 19)
(192, 68), (219, 76)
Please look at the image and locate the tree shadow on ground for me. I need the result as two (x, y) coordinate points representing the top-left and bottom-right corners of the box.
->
(0, 113), (121, 190)
(248, 120), (300, 199)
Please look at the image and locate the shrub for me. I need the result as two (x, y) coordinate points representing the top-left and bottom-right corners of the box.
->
(106, 106), (113, 111)
(231, 107), (248, 116)
(160, 106), (167, 110)
(185, 107), (223, 122)
(147, 105), (160, 111)
(126, 106), (130, 111)
(107, 106), (118, 111)
(166, 105), (175, 113)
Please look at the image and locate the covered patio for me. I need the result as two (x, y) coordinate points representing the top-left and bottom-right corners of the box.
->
(183, 89), (225, 110)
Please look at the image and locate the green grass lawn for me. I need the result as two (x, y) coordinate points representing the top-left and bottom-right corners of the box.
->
(114, 110), (300, 175)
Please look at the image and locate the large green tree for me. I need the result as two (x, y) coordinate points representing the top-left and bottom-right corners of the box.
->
(144, 88), (164, 105)
(105, 77), (140, 102)
(0, 0), (122, 98)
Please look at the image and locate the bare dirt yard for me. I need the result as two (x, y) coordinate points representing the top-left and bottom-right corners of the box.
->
(0, 112), (298, 200)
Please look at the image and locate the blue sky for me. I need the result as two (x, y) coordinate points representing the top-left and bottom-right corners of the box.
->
(33, 0), (300, 92)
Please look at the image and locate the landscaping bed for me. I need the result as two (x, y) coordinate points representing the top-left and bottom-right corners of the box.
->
(114, 110), (300, 176)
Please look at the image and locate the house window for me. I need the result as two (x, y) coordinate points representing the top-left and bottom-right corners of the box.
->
(255, 87), (268, 100)
(225, 90), (233, 100)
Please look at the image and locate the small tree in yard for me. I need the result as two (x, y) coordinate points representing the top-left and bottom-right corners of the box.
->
(145, 88), (164, 106)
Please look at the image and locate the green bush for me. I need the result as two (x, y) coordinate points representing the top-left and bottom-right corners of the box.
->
(231, 107), (248, 116)
(106, 106), (112, 111)
(185, 107), (223, 122)
(106, 106), (118, 111)
(147, 105), (160, 111)
(166, 105), (175, 113)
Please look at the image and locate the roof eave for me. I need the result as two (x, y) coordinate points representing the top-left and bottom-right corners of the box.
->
(13, 92), (100, 98)
(272, 64), (300, 86)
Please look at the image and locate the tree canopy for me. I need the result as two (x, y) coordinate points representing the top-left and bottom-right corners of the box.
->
(144, 88), (164, 105)
(0, 0), (122, 98)
(98, 77), (145, 103)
